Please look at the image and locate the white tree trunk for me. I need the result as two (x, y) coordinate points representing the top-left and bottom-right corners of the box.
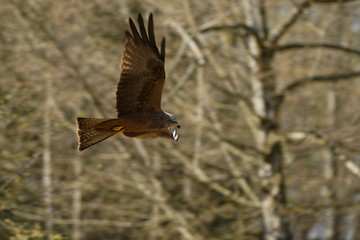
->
(241, 1), (282, 239)
(43, 76), (53, 239)
(72, 156), (82, 240)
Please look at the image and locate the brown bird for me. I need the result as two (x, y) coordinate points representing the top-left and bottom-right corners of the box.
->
(76, 13), (180, 151)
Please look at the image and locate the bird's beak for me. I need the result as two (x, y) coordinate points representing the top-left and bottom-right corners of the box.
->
(168, 126), (179, 141)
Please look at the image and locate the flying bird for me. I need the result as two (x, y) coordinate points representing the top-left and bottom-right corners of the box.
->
(76, 13), (180, 151)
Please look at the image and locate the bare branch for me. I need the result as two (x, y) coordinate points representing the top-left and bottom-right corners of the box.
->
(270, 1), (311, 44)
(223, 139), (266, 157)
(271, 0), (357, 44)
(11, 210), (153, 228)
(343, 161), (360, 178)
(199, 23), (264, 49)
(171, 150), (259, 207)
(14, 3), (110, 117)
(284, 71), (360, 92)
(314, 0), (358, 3)
(284, 129), (360, 178)
(167, 20), (205, 65)
(278, 43), (360, 56)
(181, 0), (227, 77)
(259, 0), (269, 40)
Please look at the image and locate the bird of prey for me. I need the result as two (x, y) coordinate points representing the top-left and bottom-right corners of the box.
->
(76, 13), (180, 151)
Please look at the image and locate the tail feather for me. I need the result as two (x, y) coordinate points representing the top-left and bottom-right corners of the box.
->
(76, 117), (116, 151)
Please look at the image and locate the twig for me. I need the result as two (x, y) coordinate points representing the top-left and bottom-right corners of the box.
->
(270, 1), (311, 44)
(314, 0), (358, 3)
(171, 150), (259, 207)
(182, 0), (226, 77)
(166, 39), (187, 76)
(277, 43), (360, 56)
(283, 71), (360, 92)
(166, 20), (205, 65)
(259, 0), (268, 40)
(199, 23), (264, 49)
(11, 209), (153, 228)
(163, 62), (196, 103)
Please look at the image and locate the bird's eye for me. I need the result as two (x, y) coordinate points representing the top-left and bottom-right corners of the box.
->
(177, 125), (180, 129)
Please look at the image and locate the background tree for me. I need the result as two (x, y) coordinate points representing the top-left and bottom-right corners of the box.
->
(1, 0), (360, 239)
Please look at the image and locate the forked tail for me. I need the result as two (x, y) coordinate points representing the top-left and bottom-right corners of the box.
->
(76, 117), (116, 151)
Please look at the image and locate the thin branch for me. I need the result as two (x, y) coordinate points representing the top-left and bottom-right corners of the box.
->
(270, 1), (311, 44)
(223, 139), (266, 157)
(314, 0), (358, 3)
(163, 62), (196, 103)
(53, 219), (153, 228)
(271, 0), (357, 44)
(259, 0), (268, 40)
(199, 23), (264, 49)
(11, 210), (153, 228)
(131, 172), (202, 240)
(14, 2), (110, 117)
(214, 84), (261, 119)
(167, 20), (205, 65)
(171, 150), (259, 207)
(193, 67), (205, 170)
(284, 129), (360, 178)
(166, 39), (187, 76)
(0, 152), (41, 191)
(284, 71), (360, 92)
(181, 0), (226, 77)
(278, 43), (360, 56)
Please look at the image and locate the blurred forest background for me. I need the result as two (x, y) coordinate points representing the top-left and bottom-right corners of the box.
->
(1, 0), (360, 239)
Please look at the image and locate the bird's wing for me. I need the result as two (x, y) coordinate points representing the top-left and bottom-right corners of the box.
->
(123, 127), (178, 141)
(116, 13), (166, 117)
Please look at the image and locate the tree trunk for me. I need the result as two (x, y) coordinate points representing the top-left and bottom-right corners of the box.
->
(241, 1), (290, 239)
(71, 156), (82, 240)
(43, 75), (53, 239)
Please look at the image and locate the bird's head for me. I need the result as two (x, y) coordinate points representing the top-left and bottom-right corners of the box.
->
(164, 112), (180, 141)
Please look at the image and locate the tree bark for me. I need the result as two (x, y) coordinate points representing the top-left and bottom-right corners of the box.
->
(242, 1), (290, 239)
(43, 74), (53, 239)
(71, 156), (82, 240)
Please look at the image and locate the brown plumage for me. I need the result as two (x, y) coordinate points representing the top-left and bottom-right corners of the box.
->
(76, 13), (180, 151)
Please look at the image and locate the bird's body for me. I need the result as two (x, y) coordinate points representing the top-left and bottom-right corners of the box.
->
(82, 112), (171, 133)
(76, 13), (180, 151)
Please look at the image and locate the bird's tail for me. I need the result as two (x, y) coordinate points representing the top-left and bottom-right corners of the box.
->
(76, 117), (117, 151)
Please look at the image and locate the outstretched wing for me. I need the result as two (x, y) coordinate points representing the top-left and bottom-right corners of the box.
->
(116, 13), (166, 117)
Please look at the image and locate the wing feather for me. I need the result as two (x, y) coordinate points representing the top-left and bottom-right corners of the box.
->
(148, 14), (157, 50)
(116, 13), (165, 116)
(137, 14), (149, 43)
(129, 18), (141, 42)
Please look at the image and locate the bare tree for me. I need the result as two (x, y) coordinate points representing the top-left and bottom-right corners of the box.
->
(1, 0), (360, 239)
